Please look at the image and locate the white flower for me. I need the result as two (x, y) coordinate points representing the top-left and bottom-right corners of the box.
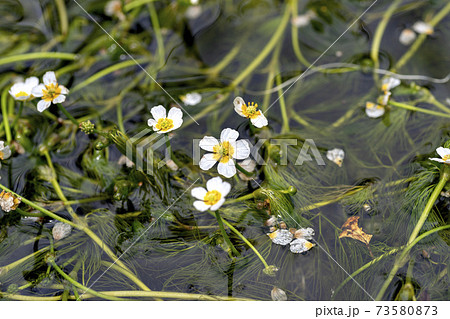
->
(0, 141), (11, 169)
(191, 176), (231, 211)
(294, 227), (315, 240)
(147, 105), (183, 133)
(199, 128), (250, 178)
(180, 92), (202, 106)
(190, 0), (199, 5)
(429, 147), (450, 164)
(238, 158), (256, 181)
(399, 28), (416, 45)
(105, 0), (125, 21)
(326, 148), (345, 167)
(8, 77), (39, 101)
(52, 222), (72, 241)
(291, 10), (316, 28)
(185, 5), (202, 19)
(31, 71), (69, 112)
(118, 155), (134, 167)
(290, 227), (315, 253)
(378, 91), (392, 106)
(233, 97), (268, 128)
(290, 238), (315, 254)
(412, 21), (433, 35)
(267, 229), (293, 245)
(271, 287), (287, 301)
(365, 102), (385, 118)
(0, 190), (21, 212)
(381, 77), (400, 92)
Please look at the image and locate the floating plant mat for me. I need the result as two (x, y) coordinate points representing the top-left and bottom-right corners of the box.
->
(0, 0), (449, 301)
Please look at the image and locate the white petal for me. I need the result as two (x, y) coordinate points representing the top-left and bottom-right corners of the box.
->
(191, 187), (207, 200)
(233, 140), (250, 160)
(59, 85), (69, 94)
(210, 198), (225, 211)
(171, 116), (183, 130)
(199, 153), (217, 170)
(182, 92), (202, 106)
(37, 100), (51, 112)
(31, 84), (46, 97)
(365, 102), (385, 118)
(216, 181), (231, 197)
(199, 136), (219, 152)
(52, 94), (66, 104)
(251, 113), (268, 128)
(220, 128), (239, 143)
(429, 158), (444, 163)
(193, 200), (211, 211)
(25, 77), (39, 88)
(150, 105), (167, 121)
(399, 29), (416, 45)
(1, 146), (11, 159)
(148, 119), (157, 127)
(43, 71), (57, 85)
(233, 96), (246, 117)
(412, 21), (433, 35)
(217, 160), (236, 178)
(206, 176), (224, 192)
(239, 158), (256, 172)
(436, 147), (450, 158)
(168, 107), (183, 121)
(381, 77), (400, 91)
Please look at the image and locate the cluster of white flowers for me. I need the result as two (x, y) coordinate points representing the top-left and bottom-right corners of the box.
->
(9, 71), (69, 113)
(365, 77), (400, 118)
(399, 21), (434, 46)
(267, 224), (315, 254)
(0, 190), (21, 212)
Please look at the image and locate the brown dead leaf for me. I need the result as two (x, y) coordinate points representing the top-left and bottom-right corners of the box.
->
(339, 216), (372, 245)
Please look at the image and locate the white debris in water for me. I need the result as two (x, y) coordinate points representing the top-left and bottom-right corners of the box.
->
(412, 21), (433, 35)
(399, 28), (416, 45)
(365, 102), (385, 118)
(271, 286), (287, 301)
(291, 10), (316, 28)
(185, 6), (202, 19)
(294, 227), (315, 240)
(181, 92), (202, 106)
(267, 229), (293, 245)
(290, 238), (315, 254)
(52, 222), (72, 241)
(326, 148), (345, 167)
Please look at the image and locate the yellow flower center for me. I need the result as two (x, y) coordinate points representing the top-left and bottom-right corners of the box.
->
(242, 102), (261, 119)
(212, 141), (234, 163)
(15, 91), (28, 98)
(155, 118), (174, 132)
(442, 155), (450, 161)
(203, 190), (221, 206)
(0, 151), (4, 160)
(366, 102), (383, 110)
(42, 83), (62, 102)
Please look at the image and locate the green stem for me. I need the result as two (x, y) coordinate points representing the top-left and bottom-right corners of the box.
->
(164, 133), (172, 159)
(148, 1), (165, 67)
(290, 0), (311, 68)
(71, 59), (148, 92)
(116, 100), (125, 133)
(229, 3), (290, 88)
(55, 0), (69, 36)
(124, 0), (156, 12)
(370, 0), (402, 71)
(49, 259), (126, 301)
(235, 162), (253, 177)
(100, 261), (152, 292)
(1, 89), (12, 143)
(210, 212), (269, 269)
(215, 211), (240, 256)
(375, 224), (450, 300)
(393, 2), (450, 71)
(57, 103), (79, 126)
(275, 72), (290, 133)
(389, 100), (450, 118)
(0, 52), (77, 67)
(10, 101), (24, 132)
